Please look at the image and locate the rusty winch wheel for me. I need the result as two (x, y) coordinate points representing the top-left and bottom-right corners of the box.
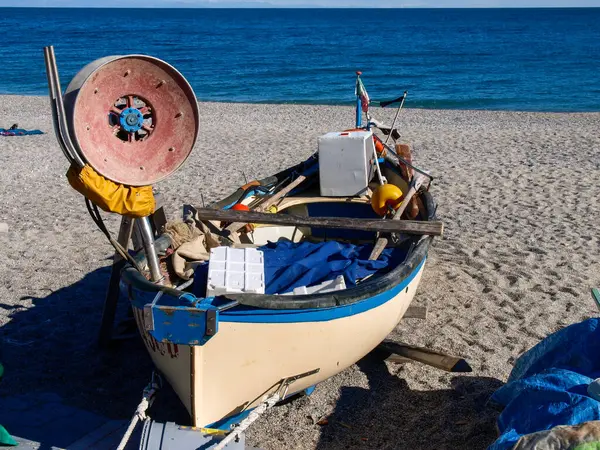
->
(63, 55), (199, 186)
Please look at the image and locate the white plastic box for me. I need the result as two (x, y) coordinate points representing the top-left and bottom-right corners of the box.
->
(318, 130), (375, 197)
(206, 247), (265, 296)
(281, 275), (346, 296)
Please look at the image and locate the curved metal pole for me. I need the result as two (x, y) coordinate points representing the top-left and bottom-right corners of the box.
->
(43, 45), (85, 167)
(49, 46), (86, 168)
(43, 46), (76, 165)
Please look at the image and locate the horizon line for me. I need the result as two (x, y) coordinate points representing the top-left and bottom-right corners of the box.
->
(1, 5), (599, 7)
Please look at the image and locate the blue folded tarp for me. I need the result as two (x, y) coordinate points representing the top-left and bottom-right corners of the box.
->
(193, 240), (407, 298)
(260, 240), (406, 295)
(0, 128), (43, 136)
(489, 318), (600, 450)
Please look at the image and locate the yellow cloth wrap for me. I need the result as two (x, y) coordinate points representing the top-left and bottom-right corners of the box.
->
(66, 164), (155, 218)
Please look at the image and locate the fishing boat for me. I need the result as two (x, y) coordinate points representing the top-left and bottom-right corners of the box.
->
(42, 47), (443, 435)
(123, 166), (437, 430)
(119, 116), (439, 431)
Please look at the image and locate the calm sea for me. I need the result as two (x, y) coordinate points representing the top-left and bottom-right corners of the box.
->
(0, 7), (599, 111)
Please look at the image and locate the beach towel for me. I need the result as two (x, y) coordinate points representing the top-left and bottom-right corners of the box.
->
(0, 128), (43, 136)
(488, 318), (600, 450)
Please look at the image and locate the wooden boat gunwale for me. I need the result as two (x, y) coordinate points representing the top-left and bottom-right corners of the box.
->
(121, 189), (436, 312)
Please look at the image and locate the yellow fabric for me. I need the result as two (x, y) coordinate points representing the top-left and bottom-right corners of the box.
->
(66, 164), (155, 218)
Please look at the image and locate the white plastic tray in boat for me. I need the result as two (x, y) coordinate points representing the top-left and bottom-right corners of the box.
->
(206, 246), (265, 296)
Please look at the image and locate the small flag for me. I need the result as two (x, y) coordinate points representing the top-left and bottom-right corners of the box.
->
(355, 76), (370, 113)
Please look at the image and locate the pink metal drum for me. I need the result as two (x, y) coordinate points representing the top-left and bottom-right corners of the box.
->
(63, 55), (199, 186)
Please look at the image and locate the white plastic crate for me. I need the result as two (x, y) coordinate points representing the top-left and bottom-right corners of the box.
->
(206, 247), (265, 296)
(318, 130), (375, 197)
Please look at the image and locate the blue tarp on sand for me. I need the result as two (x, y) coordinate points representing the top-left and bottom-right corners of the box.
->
(193, 240), (407, 297)
(489, 318), (600, 450)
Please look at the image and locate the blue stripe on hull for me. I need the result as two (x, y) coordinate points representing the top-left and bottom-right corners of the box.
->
(125, 258), (426, 345)
(219, 258), (426, 324)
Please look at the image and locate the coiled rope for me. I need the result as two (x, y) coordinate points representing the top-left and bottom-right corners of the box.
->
(116, 372), (161, 450)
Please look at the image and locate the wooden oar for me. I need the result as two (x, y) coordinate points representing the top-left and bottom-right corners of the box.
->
(195, 207), (443, 236)
(225, 174), (307, 234)
(377, 339), (472, 373)
(368, 172), (429, 261)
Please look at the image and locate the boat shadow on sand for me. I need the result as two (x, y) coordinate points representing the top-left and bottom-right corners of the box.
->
(0, 265), (190, 446)
(312, 353), (502, 450)
(0, 265), (502, 449)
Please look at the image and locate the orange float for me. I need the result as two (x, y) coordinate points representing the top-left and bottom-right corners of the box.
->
(371, 183), (404, 216)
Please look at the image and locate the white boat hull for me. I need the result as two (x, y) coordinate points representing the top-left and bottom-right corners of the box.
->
(133, 261), (425, 428)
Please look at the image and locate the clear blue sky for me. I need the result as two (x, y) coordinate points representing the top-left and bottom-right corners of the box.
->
(2, 0), (600, 6)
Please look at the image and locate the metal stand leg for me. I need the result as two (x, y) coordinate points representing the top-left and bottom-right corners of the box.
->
(97, 196), (166, 347)
(98, 216), (135, 348)
(137, 216), (163, 283)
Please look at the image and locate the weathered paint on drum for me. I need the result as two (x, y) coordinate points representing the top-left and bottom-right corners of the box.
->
(63, 55), (199, 186)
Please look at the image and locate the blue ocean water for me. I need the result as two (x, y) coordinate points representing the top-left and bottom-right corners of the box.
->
(0, 7), (599, 111)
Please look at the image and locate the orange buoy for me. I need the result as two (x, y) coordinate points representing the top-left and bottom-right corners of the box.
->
(373, 134), (386, 156)
(371, 183), (404, 216)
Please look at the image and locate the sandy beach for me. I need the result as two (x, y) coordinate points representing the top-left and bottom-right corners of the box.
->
(1, 95), (599, 449)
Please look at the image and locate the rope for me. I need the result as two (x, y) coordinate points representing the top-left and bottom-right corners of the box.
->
(84, 198), (143, 273)
(164, 220), (201, 249)
(116, 374), (161, 450)
(213, 393), (281, 450)
(116, 411), (142, 450)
